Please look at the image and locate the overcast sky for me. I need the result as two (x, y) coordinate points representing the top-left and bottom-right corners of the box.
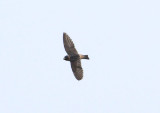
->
(0, 0), (160, 113)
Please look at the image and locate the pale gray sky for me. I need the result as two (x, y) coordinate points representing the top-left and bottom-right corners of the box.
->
(0, 0), (160, 113)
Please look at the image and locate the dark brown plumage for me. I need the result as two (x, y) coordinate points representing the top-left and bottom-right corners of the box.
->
(63, 32), (89, 80)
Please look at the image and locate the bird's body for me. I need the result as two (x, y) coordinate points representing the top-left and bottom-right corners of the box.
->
(64, 54), (89, 61)
(63, 32), (89, 80)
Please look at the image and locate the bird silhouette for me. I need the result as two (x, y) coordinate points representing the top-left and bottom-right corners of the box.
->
(63, 32), (89, 80)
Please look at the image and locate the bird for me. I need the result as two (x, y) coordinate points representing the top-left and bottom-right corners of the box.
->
(63, 32), (89, 80)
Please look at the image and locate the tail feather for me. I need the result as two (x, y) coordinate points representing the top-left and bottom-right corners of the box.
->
(84, 55), (89, 60)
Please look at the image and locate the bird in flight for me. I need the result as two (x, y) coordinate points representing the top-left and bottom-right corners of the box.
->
(63, 32), (89, 80)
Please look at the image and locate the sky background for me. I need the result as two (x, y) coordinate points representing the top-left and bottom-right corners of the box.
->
(0, 0), (160, 113)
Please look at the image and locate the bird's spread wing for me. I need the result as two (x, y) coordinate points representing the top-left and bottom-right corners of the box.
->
(63, 32), (78, 56)
(70, 59), (83, 80)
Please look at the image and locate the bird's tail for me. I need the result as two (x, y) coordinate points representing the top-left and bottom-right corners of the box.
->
(83, 55), (89, 60)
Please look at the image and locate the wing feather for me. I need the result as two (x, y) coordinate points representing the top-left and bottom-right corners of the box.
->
(70, 59), (83, 80)
(63, 32), (78, 56)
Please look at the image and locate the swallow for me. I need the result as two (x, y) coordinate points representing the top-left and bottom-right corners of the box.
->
(63, 32), (89, 80)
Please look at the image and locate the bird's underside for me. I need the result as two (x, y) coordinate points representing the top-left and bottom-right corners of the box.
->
(63, 32), (89, 80)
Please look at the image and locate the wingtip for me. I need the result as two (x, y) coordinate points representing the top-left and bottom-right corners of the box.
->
(63, 32), (66, 38)
(63, 32), (67, 35)
(76, 76), (83, 81)
(63, 32), (68, 38)
(77, 78), (83, 81)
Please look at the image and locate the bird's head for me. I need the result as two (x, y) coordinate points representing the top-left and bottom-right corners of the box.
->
(63, 55), (70, 61)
